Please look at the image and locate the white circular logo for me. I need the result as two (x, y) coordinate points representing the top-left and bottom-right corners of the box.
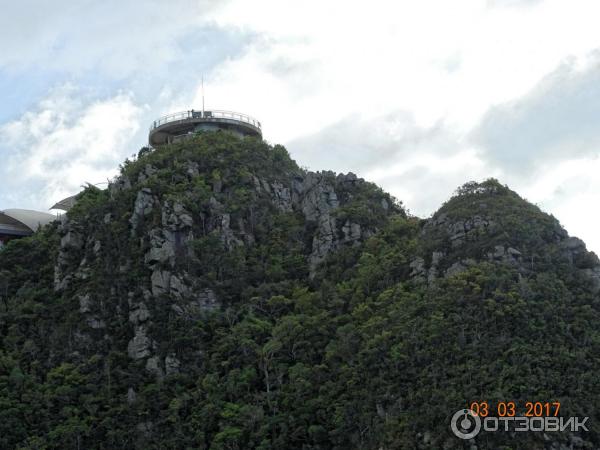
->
(451, 409), (481, 440)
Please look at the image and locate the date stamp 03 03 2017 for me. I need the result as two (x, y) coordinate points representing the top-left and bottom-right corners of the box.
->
(450, 401), (590, 440)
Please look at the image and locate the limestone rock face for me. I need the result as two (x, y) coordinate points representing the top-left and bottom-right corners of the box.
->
(61, 230), (84, 250)
(145, 356), (163, 377)
(270, 181), (293, 212)
(409, 257), (426, 279)
(219, 213), (243, 250)
(109, 174), (131, 196)
(486, 245), (522, 265)
(137, 164), (157, 183)
(184, 160), (200, 178)
(54, 217), (85, 292)
(127, 325), (153, 360)
(53, 157), (393, 377)
(445, 259), (477, 278)
(561, 236), (587, 265)
(296, 172), (340, 222)
(165, 354), (181, 375)
(342, 220), (361, 244)
(129, 302), (150, 325)
(427, 251), (445, 283)
(293, 172), (341, 276)
(151, 270), (171, 297)
(127, 387), (137, 405)
(144, 229), (175, 267)
(171, 288), (219, 320)
(162, 201), (193, 231)
(78, 293), (92, 313)
(130, 188), (156, 232)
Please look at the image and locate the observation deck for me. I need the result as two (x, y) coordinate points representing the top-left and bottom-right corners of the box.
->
(149, 109), (262, 146)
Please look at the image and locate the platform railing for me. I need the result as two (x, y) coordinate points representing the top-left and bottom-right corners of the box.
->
(150, 110), (261, 131)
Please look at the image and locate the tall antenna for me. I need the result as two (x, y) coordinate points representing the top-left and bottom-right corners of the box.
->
(202, 76), (205, 116)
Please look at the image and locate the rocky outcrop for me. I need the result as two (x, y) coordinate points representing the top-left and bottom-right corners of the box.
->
(145, 200), (194, 267)
(109, 174), (132, 196)
(150, 270), (172, 297)
(252, 176), (293, 212)
(130, 188), (156, 232)
(171, 288), (219, 320)
(129, 301), (150, 325)
(127, 325), (153, 360)
(54, 216), (85, 291)
(292, 172), (345, 276)
(219, 213), (243, 250)
(444, 258), (477, 278)
(54, 160), (390, 377)
(341, 220), (361, 244)
(487, 245), (522, 264)
(561, 236), (587, 265)
(137, 164), (157, 184)
(424, 212), (494, 248)
(165, 354), (181, 375)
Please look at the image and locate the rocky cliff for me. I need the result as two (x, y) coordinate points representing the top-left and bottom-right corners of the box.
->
(0, 134), (598, 450)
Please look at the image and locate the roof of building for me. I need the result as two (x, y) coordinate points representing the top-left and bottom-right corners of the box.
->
(0, 212), (32, 237)
(50, 195), (78, 211)
(1, 209), (56, 234)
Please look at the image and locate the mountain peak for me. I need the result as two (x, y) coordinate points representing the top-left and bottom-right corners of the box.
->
(0, 137), (598, 449)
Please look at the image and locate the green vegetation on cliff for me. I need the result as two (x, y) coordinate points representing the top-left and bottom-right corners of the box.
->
(0, 132), (598, 449)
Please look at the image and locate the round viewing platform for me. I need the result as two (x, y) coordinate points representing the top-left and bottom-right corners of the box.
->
(149, 109), (262, 146)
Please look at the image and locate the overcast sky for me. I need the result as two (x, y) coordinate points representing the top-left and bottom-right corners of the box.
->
(1, 0), (600, 253)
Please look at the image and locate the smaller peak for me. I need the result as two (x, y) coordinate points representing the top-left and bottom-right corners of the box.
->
(453, 178), (512, 198)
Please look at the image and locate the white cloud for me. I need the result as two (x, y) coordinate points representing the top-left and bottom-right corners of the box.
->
(202, 0), (600, 135)
(0, 0), (230, 78)
(0, 86), (143, 209)
(472, 54), (600, 176)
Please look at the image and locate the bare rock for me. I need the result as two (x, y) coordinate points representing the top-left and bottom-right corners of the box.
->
(144, 229), (175, 267)
(109, 175), (131, 196)
(130, 189), (156, 231)
(127, 326), (152, 360)
(410, 257), (426, 278)
(127, 387), (137, 405)
(342, 220), (361, 243)
(270, 181), (293, 212)
(78, 293), (92, 313)
(171, 288), (219, 319)
(137, 164), (157, 183)
(162, 201), (193, 230)
(184, 160), (199, 178)
(61, 230), (83, 250)
(151, 270), (171, 297)
(145, 356), (163, 377)
(86, 317), (106, 329)
(220, 213), (243, 250)
(165, 354), (181, 375)
(445, 259), (477, 278)
(129, 302), (150, 325)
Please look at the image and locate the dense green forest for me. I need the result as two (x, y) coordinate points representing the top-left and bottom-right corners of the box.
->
(0, 132), (598, 449)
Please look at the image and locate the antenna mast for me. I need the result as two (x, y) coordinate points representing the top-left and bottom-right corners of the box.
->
(202, 76), (205, 116)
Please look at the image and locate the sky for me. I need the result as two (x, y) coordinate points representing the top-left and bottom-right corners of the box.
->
(1, 0), (600, 253)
